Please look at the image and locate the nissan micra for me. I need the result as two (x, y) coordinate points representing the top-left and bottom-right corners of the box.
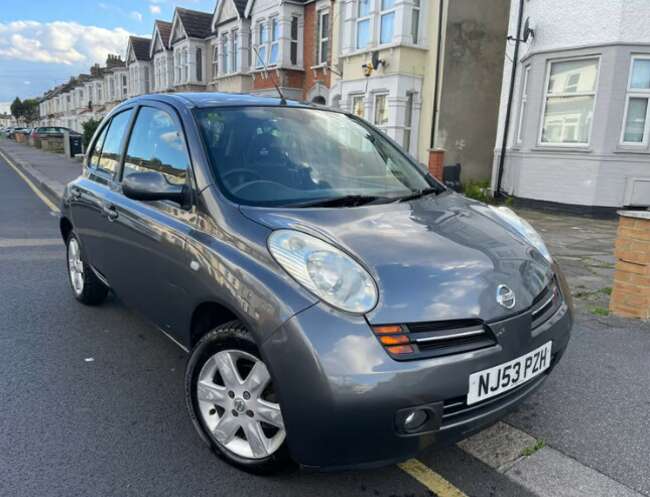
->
(61, 93), (572, 473)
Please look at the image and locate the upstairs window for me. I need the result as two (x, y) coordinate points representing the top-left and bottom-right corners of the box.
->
(318, 10), (330, 65)
(380, 0), (396, 44)
(621, 56), (650, 145)
(182, 47), (189, 82)
(356, 0), (370, 49)
(269, 18), (280, 65)
(541, 58), (598, 145)
(290, 16), (299, 65)
(256, 22), (268, 68)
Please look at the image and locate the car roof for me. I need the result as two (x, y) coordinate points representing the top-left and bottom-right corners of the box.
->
(127, 92), (325, 110)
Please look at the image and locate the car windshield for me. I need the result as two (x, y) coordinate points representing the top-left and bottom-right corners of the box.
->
(196, 106), (436, 207)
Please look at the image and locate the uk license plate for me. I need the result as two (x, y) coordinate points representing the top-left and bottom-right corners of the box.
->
(467, 341), (552, 406)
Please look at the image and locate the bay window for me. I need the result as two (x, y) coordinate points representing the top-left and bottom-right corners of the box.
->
(269, 18), (279, 66)
(540, 58), (599, 145)
(403, 93), (414, 152)
(352, 95), (365, 118)
(232, 30), (239, 73)
(222, 34), (230, 74)
(621, 56), (650, 145)
(290, 16), (299, 65)
(411, 0), (420, 44)
(516, 66), (530, 144)
(256, 22), (267, 68)
(318, 10), (330, 65)
(379, 0), (395, 45)
(174, 50), (181, 84)
(374, 94), (389, 128)
(356, 0), (370, 49)
(212, 45), (219, 79)
(196, 48), (203, 82)
(182, 48), (189, 82)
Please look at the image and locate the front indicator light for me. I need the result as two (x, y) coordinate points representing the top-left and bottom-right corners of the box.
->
(386, 345), (414, 355)
(379, 335), (409, 345)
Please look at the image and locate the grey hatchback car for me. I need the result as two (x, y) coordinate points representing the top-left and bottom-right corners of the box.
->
(61, 93), (572, 473)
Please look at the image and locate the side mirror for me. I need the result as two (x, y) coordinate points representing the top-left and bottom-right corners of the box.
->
(122, 171), (190, 207)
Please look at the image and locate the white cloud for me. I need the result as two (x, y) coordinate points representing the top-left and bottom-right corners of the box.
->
(130, 11), (144, 22)
(0, 20), (133, 66)
(149, 5), (161, 14)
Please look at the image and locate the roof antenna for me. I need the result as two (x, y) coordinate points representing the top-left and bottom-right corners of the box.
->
(252, 46), (287, 105)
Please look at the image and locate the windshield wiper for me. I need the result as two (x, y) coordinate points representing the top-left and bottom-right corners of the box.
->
(290, 194), (389, 208)
(394, 187), (441, 203)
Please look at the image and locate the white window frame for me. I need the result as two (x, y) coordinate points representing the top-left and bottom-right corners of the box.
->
(619, 55), (650, 147)
(317, 9), (330, 66)
(516, 66), (530, 144)
(356, 0), (371, 50)
(290, 16), (299, 65)
(379, 0), (396, 46)
(537, 56), (600, 148)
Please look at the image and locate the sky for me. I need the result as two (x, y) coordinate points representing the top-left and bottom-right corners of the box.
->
(0, 0), (216, 111)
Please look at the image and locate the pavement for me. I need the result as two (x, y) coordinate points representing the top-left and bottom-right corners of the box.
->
(1, 137), (649, 497)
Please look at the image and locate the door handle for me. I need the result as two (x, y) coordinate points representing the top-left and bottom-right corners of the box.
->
(102, 204), (118, 221)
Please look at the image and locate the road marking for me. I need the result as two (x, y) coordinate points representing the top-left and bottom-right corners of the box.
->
(398, 459), (468, 497)
(0, 148), (60, 213)
(0, 238), (61, 248)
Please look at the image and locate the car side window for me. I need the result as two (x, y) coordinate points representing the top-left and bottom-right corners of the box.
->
(122, 106), (189, 186)
(95, 110), (132, 177)
(88, 124), (109, 170)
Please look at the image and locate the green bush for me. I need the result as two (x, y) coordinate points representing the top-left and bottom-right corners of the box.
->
(463, 180), (493, 204)
(82, 118), (101, 148)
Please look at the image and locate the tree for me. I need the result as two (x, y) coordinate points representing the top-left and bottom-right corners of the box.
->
(10, 97), (24, 122)
(82, 118), (101, 148)
(21, 99), (39, 124)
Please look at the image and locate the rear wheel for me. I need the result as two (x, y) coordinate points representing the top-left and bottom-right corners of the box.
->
(66, 233), (108, 305)
(185, 321), (291, 474)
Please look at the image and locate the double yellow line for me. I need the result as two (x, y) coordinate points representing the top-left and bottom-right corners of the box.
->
(0, 148), (60, 213)
(399, 459), (468, 497)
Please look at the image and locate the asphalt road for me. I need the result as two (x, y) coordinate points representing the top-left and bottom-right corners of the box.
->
(0, 157), (538, 496)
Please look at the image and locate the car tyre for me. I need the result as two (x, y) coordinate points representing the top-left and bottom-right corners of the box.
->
(66, 232), (108, 305)
(185, 320), (292, 475)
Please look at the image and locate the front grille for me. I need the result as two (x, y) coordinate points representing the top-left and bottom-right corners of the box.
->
(531, 277), (562, 329)
(372, 319), (496, 361)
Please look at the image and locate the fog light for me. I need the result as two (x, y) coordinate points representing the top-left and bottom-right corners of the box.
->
(403, 409), (429, 432)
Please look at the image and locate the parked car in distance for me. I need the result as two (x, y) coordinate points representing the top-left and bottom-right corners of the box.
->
(60, 93), (573, 474)
(7, 127), (28, 139)
(31, 126), (81, 139)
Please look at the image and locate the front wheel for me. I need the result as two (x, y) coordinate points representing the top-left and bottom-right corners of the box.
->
(185, 321), (291, 474)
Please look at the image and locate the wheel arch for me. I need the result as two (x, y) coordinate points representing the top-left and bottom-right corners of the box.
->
(60, 216), (73, 242)
(189, 300), (244, 349)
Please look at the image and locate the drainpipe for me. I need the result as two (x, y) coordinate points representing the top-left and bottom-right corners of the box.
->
(429, 0), (445, 150)
(495, 0), (525, 197)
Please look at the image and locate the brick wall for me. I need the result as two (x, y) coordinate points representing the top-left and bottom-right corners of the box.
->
(610, 215), (650, 319)
(302, 2), (331, 99)
(252, 69), (305, 91)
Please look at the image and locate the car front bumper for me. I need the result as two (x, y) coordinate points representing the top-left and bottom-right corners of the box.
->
(261, 281), (573, 470)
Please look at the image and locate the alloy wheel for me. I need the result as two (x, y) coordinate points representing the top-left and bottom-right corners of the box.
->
(68, 238), (84, 295)
(196, 349), (285, 460)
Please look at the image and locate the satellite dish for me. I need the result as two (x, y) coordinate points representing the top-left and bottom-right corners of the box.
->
(522, 17), (535, 43)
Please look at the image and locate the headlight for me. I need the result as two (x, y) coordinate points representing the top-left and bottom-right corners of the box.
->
(489, 206), (552, 263)
(268, 229), (378, 313)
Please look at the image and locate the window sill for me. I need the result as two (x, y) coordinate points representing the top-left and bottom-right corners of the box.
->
(531, 145), (593, 153)
(341, 41), (422, 59)
(310, 63), (327, 70)
(614, 146), (650, 155)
